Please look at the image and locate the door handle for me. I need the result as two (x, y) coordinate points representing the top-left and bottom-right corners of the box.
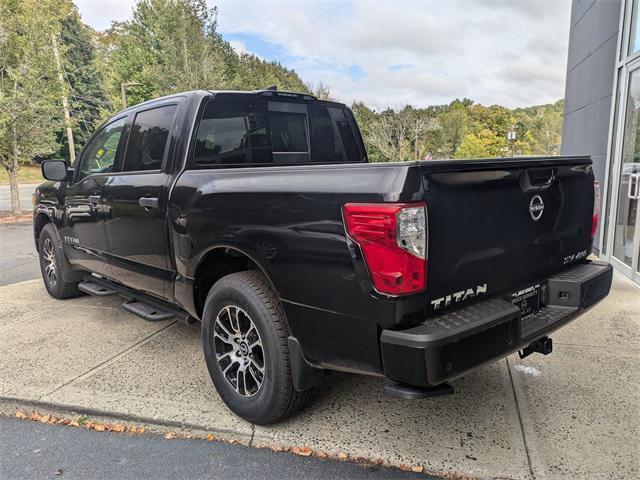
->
(629, 174), (639, 200)
(138, 197), (159, 209)
(88, 195), (102, 204)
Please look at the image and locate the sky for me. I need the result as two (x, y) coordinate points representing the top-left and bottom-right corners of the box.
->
(75, 0), (572, 110)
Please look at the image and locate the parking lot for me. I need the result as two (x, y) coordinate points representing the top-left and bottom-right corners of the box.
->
(0, 242), (638, 479)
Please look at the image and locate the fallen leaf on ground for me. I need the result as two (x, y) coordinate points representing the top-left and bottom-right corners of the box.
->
(93, 424), (105, 432)
(206, 434), (215, 441)
(69, 421), (79, 427)
(164, 432), (177, 439)
(15, 410), (27, 419)
(338, 452), (348, 460)
(411, 465), (424, 473)
(111, 424), (126, 433)
(39, 414), (51, 423)
(291, 446), (313, 457)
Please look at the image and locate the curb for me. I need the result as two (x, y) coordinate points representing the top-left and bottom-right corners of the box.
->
(0, 395), (456, 479)
(0, 215), (32, 224)
(0, 395), (253, 445)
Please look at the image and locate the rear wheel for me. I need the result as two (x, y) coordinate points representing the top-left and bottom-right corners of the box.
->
(38, 224), (81, 299)
(202, 271), (307, 424)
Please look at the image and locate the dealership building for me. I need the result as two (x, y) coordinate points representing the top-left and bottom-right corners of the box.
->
(562, 0), (640, 285)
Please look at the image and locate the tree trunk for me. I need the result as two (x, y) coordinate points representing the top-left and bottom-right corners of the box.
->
(52, 34), (76, 162)
(8, 167), (21, 215)
(9, 80), (22, 216)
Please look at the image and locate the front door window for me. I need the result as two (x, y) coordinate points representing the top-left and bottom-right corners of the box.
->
(77, 118), (126, 181)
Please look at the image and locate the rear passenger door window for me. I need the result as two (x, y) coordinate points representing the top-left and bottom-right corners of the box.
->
(192, 100), (271, 167)
(121, 105), (177, 172)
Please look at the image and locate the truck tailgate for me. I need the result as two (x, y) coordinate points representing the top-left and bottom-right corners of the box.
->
(421, 157), (595, 312)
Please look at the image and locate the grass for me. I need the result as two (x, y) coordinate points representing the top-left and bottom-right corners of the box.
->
(0, 164), (43, 185)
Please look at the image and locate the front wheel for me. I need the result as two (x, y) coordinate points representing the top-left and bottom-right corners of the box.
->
(202, 271), (307, 424)
(38, 224), (81, 299)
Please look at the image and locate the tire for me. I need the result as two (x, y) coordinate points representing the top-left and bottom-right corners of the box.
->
(38, 224), (81, 299)
(202, 270), (307, 425)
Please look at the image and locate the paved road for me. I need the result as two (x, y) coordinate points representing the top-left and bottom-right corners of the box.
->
(0, 221), (40, 286)
(0, 416), (424, 480)
(0, 183), (40, 212)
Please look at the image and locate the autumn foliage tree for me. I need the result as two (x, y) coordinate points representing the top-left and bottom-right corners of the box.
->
(357, 99), (563, 162)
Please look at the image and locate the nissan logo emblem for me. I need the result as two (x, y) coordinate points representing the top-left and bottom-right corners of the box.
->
(529, 195), (544, 221)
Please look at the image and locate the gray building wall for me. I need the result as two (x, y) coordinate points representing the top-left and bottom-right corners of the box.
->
(561, 0), (621, 247)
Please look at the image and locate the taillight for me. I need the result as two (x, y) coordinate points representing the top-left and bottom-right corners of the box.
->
(343, 202), (427, 295)
(592, 181), (600, 239)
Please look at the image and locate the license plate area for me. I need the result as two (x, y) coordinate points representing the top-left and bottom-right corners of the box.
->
(511, 283), (541, 319)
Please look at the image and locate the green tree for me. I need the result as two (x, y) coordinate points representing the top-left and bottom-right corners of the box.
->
(455, 133), (490, 158)
(0, 0), (65, 214)
(55, 7), (110, 160)
(468, 104), (513, 139)
(97, 0), (309, 109)
(232, 53), (309, 92)
(438, 102), (470, 156)
(455, 129), (508, 159)
(98, 0), (226, 107)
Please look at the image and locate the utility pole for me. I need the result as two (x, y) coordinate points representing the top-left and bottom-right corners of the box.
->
(507, 130), (516, 157)
(120, 82), (143, 110)
(51, 34), (75, 163)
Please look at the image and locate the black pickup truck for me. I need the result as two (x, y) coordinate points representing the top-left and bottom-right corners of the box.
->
(34, 89), (613, 424)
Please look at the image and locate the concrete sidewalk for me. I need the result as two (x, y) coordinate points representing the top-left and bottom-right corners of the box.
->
(1, 276), (638, 479)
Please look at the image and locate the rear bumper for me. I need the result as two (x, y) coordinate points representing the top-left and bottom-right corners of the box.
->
(380, 261), (613, 387)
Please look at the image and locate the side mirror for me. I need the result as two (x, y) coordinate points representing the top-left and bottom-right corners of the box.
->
(41, 160), (71, 182)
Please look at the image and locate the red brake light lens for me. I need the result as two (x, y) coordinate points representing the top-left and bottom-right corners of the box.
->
(343, 203), (427, 295)
(592, 180), (600, 240)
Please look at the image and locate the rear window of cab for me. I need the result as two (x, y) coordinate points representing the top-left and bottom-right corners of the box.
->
(189, 96), (364, 168)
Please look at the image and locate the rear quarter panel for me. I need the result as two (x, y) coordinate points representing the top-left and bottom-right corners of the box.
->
(170, 163), (425, 372)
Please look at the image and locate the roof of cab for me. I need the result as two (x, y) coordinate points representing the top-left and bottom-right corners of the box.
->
(119, 88), (349, 116)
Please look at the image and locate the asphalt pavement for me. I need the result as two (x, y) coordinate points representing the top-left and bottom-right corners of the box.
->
(0, 416), (425, 480)
(0, 222), (40, 286)
(0, 183), (40, 212)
